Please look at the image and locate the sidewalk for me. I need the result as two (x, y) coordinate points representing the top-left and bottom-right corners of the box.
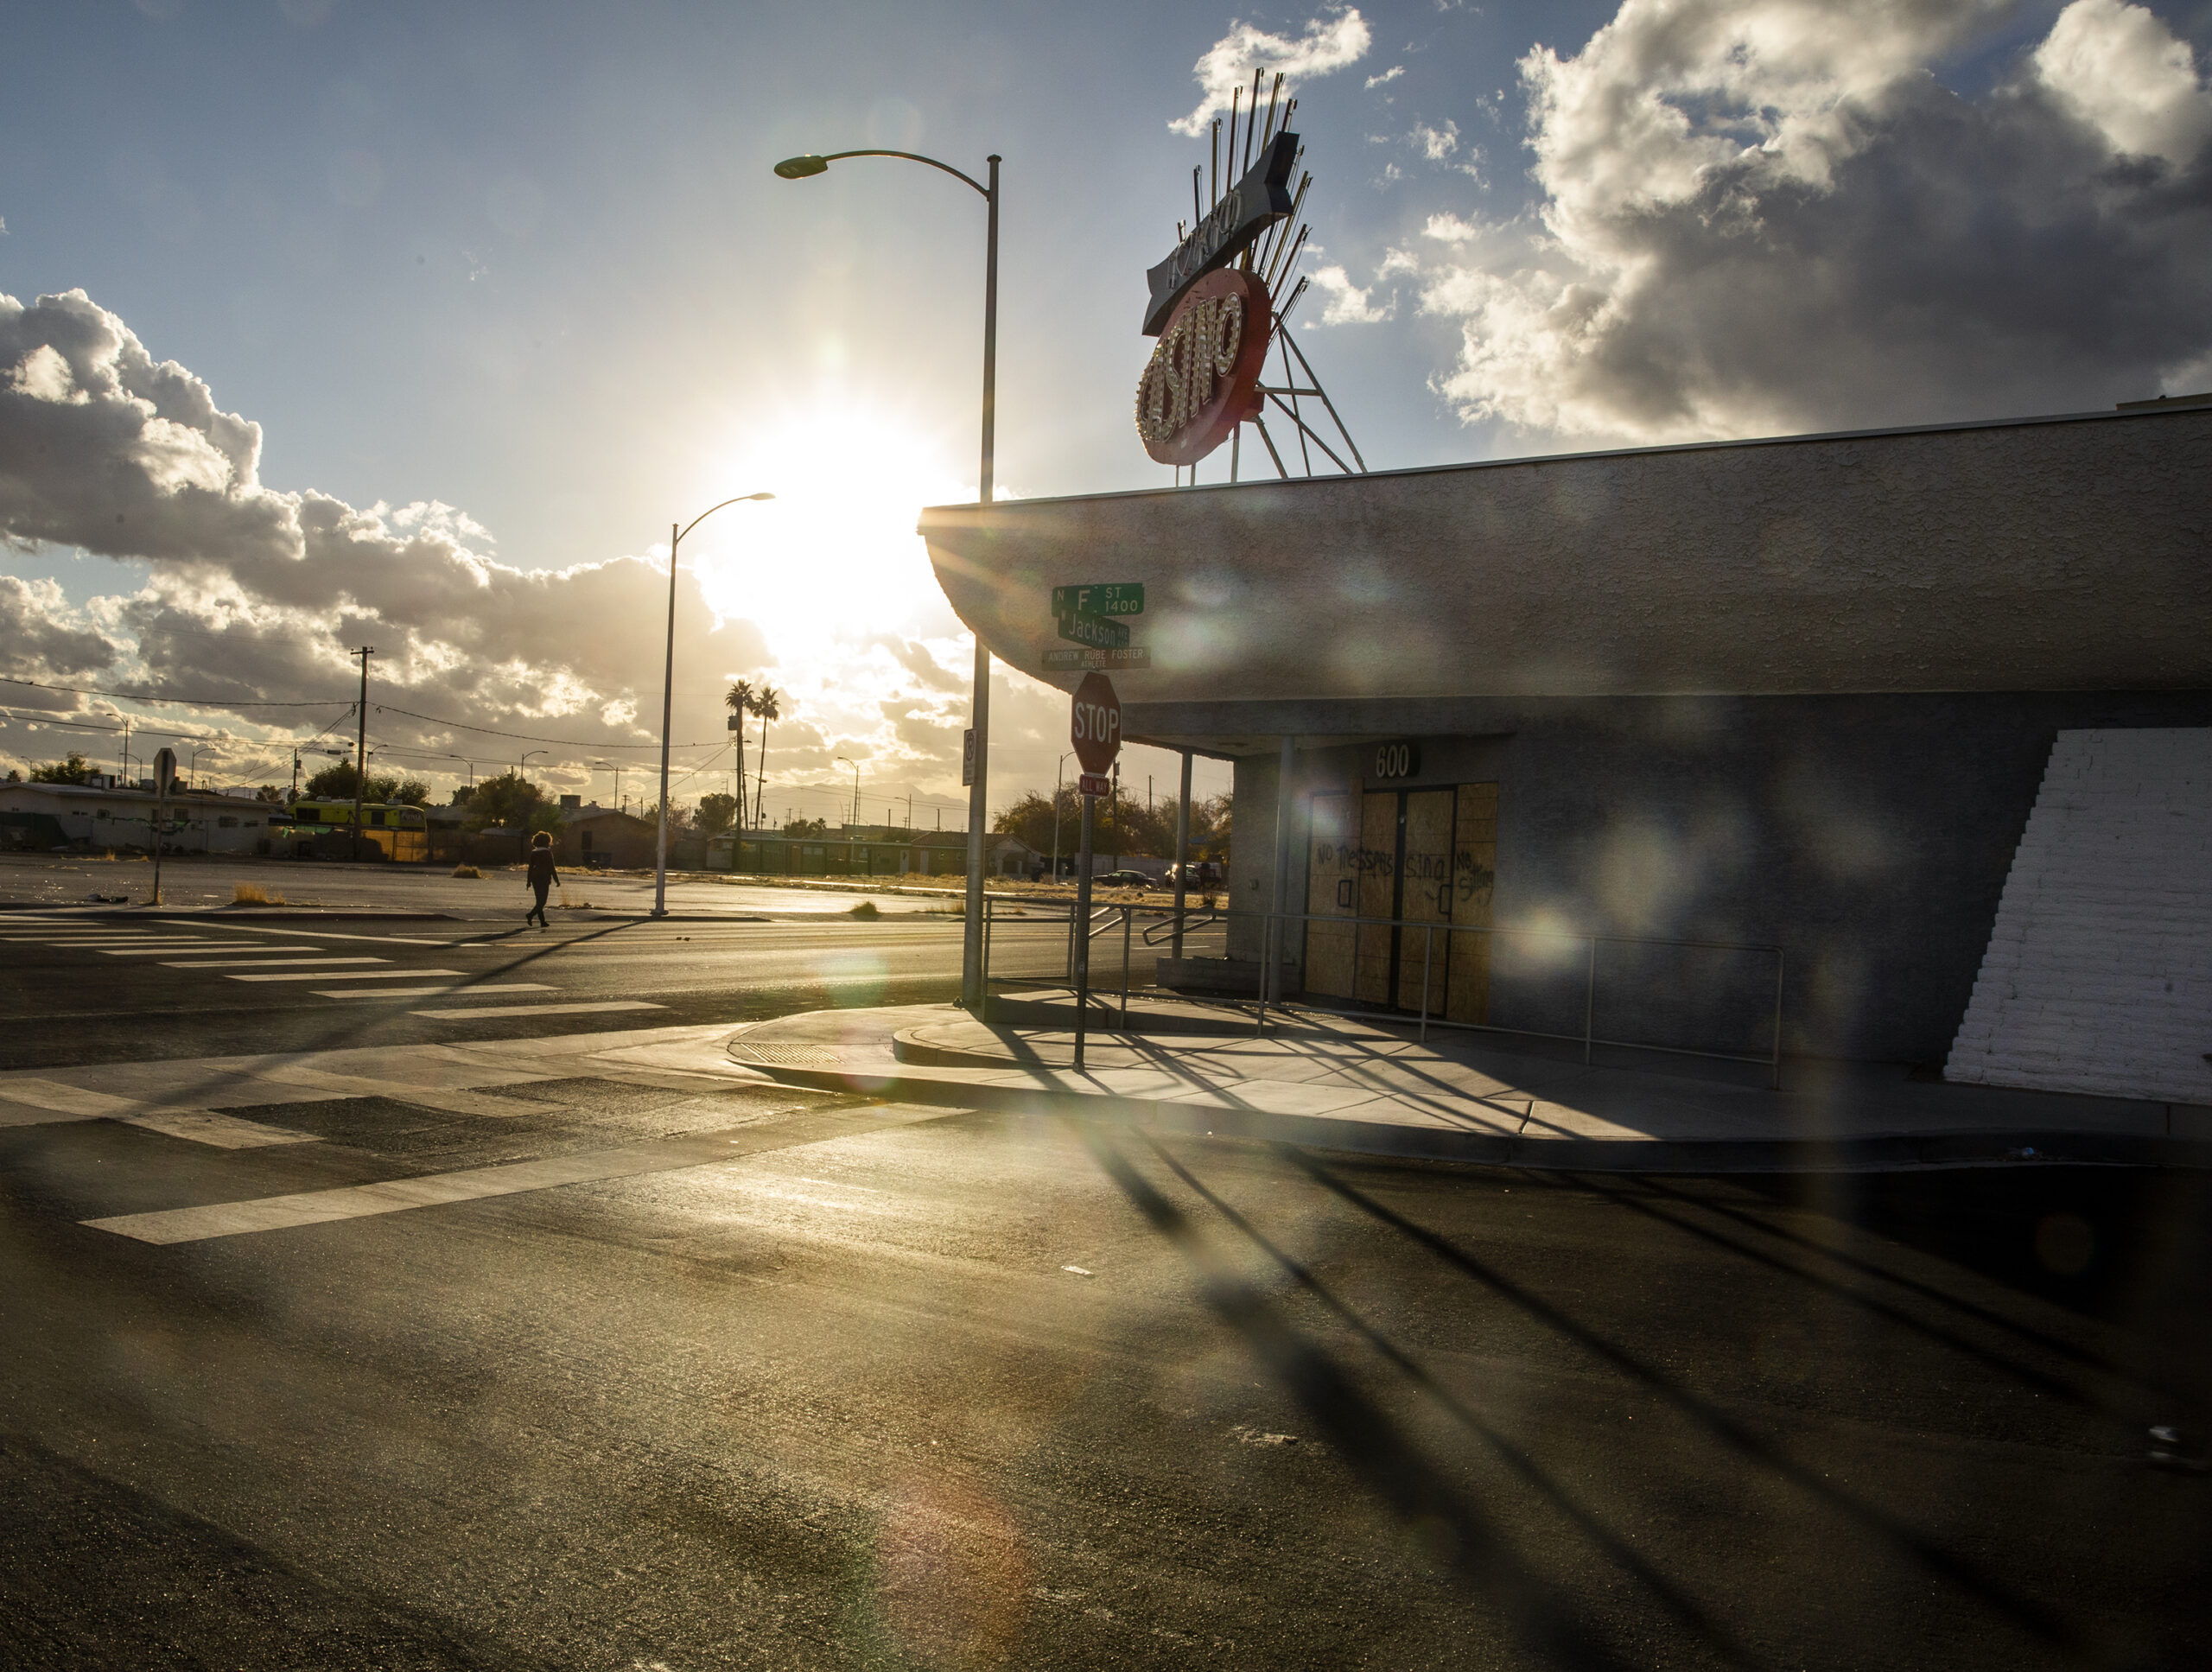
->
(712, 993), (2212, 1173)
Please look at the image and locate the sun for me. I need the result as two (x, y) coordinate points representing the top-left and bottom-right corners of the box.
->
(684, 402), (972, 667)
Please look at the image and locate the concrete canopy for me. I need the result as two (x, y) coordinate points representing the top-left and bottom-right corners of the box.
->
(921, 406), (2212, 731)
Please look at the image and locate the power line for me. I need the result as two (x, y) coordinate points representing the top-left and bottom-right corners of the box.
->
(370, 703), (728, 751)
(0, 675), (350, 709)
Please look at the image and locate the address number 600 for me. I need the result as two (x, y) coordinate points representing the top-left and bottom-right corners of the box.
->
(1372, 741), (1421, 780)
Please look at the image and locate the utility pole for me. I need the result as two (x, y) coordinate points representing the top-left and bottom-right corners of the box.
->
(350, 646), (373, 863)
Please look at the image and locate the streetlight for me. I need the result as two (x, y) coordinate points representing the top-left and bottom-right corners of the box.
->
(519, 750), (544, 779)
(775, 144), (1000, 1011)
(835, 755), (861, 828)
(652, 493), (775, 918)
(1053, 749), (1076, 881)
(189, 744), (216, 791)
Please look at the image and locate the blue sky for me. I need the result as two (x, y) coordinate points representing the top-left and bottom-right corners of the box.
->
(3, 0), (2209, 817)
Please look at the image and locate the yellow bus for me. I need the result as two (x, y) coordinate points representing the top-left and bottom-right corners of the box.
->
(286, 799), (430, 862)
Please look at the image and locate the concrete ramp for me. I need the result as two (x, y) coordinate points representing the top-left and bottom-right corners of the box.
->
(1948, 729), (2212, 1103)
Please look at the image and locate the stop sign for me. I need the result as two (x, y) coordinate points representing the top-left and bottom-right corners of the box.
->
(1070, 673), (1122, 773)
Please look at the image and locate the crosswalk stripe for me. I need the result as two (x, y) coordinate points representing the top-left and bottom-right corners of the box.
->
(0, 1079), (142, 1119)
(227, 968), (462, 982)
(117, 946), (327, 958)
(162, 957), (385, 969)
(156, 923), (457, 946)
(79, 1107), (941, 1244)
(119, 1110), (321, 1149)
(313, 983), (555, 999)
(410, 1000), (665, 1020)
(8, 938), (225, 947)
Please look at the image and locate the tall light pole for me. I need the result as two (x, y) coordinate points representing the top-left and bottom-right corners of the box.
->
(653, 493), (775, 918)
(836, 755), (861, 828)
(519, 749), (544, 779)
(776, 145), (999, 1011)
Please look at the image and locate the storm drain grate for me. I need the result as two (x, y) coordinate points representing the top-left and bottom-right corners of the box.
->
(729, 1043), (843, 1069)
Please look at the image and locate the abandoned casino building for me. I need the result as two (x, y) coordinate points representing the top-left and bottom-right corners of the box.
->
(921, 399), (2212, 1105)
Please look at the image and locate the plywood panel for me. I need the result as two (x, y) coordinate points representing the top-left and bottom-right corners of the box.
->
(1304, 792), (1357, 1001)
(1446, 782), (1498, 1026)
(1395, 789), (1455, 1014)
(1355, 791), (1398, 1006)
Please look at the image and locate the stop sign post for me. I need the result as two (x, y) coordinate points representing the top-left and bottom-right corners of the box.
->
(1068, 674), (1122, 1070)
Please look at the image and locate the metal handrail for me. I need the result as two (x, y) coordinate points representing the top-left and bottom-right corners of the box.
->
(981, 894), (1784, 1088)
(1142, 909), (1222, 946)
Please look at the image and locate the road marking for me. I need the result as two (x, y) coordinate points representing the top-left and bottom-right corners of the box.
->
(10, 938), (227, 947)
(226, 968), (462, 982)
(0, 1078), (143, 1119)
(410, 1000), (665, 1020)
(81, 1106), (945, 1244)
(119, 1110), (320, 1148)
(156, 922), (459, 946)
(162, 957), (385, 969)
(313, 983), (555, 999)
(114, 945), (327, 958)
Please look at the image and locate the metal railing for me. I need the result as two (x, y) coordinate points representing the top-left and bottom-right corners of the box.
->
(978, 895), (1785, 1087)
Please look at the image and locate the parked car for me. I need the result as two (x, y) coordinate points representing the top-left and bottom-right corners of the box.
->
(1166, 861), (1221, 888)
(1094, 868), (1155, 888)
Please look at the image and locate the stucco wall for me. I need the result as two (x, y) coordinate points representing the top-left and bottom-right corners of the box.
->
(924, 407), (2211, 703)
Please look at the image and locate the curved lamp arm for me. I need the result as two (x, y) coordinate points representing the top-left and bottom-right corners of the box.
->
(775, 149), (990, 199)
(677, 491), (775, 547)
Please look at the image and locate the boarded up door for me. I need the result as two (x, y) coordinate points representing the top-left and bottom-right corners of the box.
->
(1304, 792), (1357, 1000)
(1395, 789), (1456, 1014)
(1355, 791), (1398, 1006)
(1446, 783), (1498, 1025)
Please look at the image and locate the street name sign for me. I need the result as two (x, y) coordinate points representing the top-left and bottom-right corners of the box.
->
(1071, 673), (1122, 774)
(1044, 646), (1151, 671)
(1052, 583), (1144, 618)
(1057, 610), (1130, 651)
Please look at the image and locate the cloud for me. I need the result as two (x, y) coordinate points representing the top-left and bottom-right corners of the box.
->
(1366, 65), (1404, 89)
(1414, 0), (2212, 442)
(0, 288), (772, 784)
(1308, 264), (1396, 323)
(1412, 118), (1459, 160)
(0, 575), (118, 677)
(1171, 8), (1373, 135)
(2035, 0), (2212, 165)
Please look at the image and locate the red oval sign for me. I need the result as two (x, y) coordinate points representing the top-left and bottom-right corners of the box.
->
(1070, 672), (1122, 774)
(1134, 269), (1270, 467)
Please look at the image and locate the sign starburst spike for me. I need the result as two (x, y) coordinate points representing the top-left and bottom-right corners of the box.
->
(1131, 77), (1363, 486)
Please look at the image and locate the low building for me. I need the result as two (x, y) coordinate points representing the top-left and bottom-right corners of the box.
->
(921, 401), (2212, 1097)
(0, 781), (285, 855)
(545, 802), (658, 869)
(709, 826), (1039, 879)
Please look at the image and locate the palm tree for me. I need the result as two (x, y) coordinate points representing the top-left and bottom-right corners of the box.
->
(725, 681), (753, 825)
(750, 686), (783, 829)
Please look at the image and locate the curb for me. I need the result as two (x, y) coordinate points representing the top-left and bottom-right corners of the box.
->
(728, 1055), (2212, 1174)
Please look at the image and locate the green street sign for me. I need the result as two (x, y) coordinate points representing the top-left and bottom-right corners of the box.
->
(1057, 610), (1130, 650)
(1052, 582), (1144, 618)
(1044, 646), (1151, 671)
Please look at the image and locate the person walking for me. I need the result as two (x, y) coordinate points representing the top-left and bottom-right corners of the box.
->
(524, 830), (557, 929)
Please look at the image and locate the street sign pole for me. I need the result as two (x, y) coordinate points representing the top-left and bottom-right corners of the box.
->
(1072, 786), (1095, 1072)
(149, 747), (176, 907)
(1067, 672), (1122, 1073)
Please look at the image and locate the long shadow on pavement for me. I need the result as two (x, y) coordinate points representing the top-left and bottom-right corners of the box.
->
(1280, 1148), (2086, 1661)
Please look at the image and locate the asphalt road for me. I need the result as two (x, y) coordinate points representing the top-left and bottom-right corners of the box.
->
(0, 912), (982, 1068)
(3, 906), (2209, 1668)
